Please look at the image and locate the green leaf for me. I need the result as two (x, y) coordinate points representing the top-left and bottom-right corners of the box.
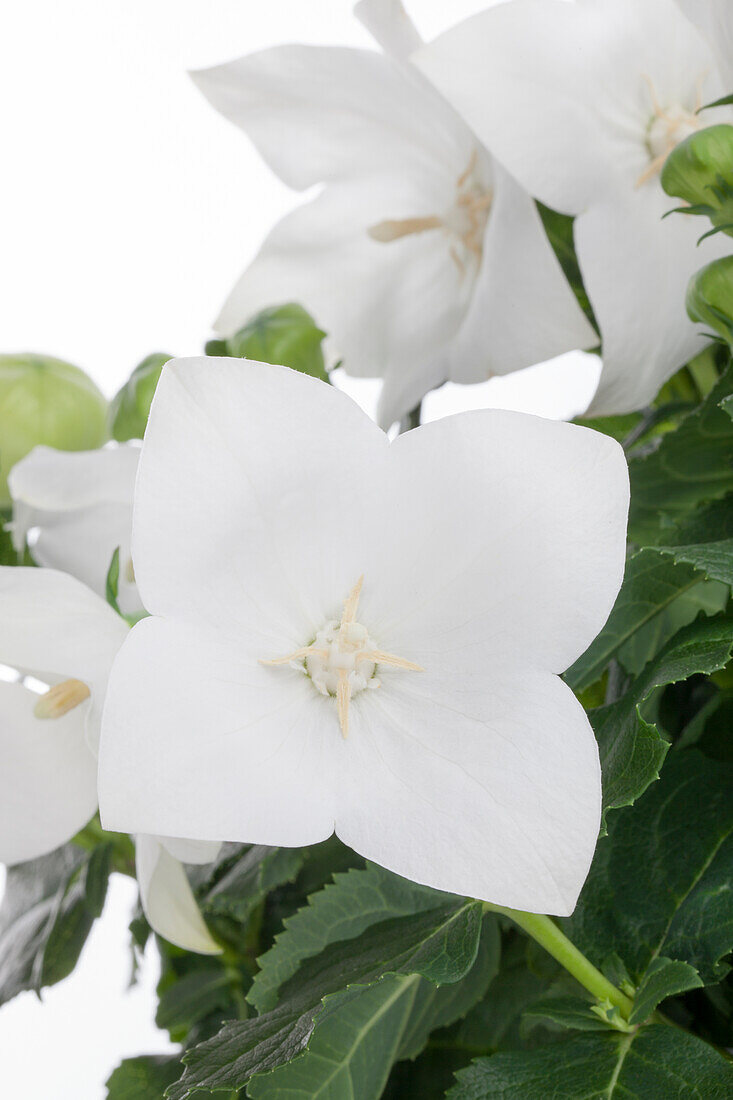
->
(436, 934), (560, 1058)
(249, 920), (500, 1100)
(0, 842), (112, 1005)
(156, 968), (235, 1036)
(106, 1055), (184, 1099)
(565, 547), (728, 692)
(536, 204), (597, 331)
(222, 303), (329, 382)
(628, 365), (733, 543)
(248, 975), (424, 1100)
(702, 93), (733, 111)
(249, 862), (455, 1014)
(109, 352), (172, 441)
(200, 843), (306, 924)
(522, 995), (610, 1033)
(591, 615), (733, 824)
(627, 957), (703, 1026)
(656, 537), (733, 585)
(165, 899), (483, 1099)
(566, 750), (733, 986)
(448, 1025), (733, 1098)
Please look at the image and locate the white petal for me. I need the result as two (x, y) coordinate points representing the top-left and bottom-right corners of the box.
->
(99, 616), (337, 846)
(336, 670), (601, 915)
(9, 443), (140, 513)
(665, 0), (733, 90)
(415, 0), (723, 213)
(358, 410), (629, 676)
(159, 837), (222, 865)
(0, 566), (128, 713)
(450, 163), (597, 383)
(9, 445), (141, 615)
(414, 0), (608, 214)
(354, 0), (423, 60)
(191, 45), (472, 191)
(132, 357), (389, 643)
(580, 187), (732, 416)
(135, 834), (222, 955)
(0, 680), (97, 865)
(215, 185), (465, 428)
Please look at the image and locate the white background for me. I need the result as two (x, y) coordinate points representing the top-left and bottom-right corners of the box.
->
(0, 2), (595, 1096)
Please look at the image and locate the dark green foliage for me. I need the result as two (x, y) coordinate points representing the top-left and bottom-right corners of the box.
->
(0, 841), (112, 1006)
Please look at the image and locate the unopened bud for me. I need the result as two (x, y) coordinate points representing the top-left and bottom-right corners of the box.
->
(0, 354), (107, 506)
(686, 256), (733, 346)
(109, 353), (172, 442)
(220, 303), (328, 381)
(662, 125), (733, 239)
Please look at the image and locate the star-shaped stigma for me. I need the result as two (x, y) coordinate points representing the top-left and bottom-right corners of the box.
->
(260, 576), (423, 738)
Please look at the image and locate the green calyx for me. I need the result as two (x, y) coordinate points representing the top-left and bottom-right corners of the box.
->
(108, 352), (172, 441)
(0, 353), (108, 505)
(687, 256), (733, 345)
(207, 303), (329, 382)
(662, 125), (733, 241)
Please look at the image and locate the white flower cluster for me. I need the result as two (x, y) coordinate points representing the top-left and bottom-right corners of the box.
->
(4, 0), (726, 950)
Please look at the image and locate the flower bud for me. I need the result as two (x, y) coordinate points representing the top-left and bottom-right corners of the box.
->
(686, 256), (733, 345)
(108, 352), (172, 442)
(220, 303), (328, 381)
(0, 354), (107, 505)
(662, 125), (733, 239)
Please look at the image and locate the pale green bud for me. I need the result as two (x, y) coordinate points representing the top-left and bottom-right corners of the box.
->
(210, 303), (329, 381)
(662, 125), (733, 240)
(109, 352), (172, 441)
(686, 256), (733, 345)
(0, 354), (107, 505)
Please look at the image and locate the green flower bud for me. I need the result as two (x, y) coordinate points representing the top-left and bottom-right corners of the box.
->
(661, 125), (733, 239)
(0, 354), (107, 506)
(221, 303), (328, 381)
(109, 352), (172, 441)
(686, 256), (733, 346)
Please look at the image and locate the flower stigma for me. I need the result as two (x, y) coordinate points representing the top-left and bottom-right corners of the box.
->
(638, 75), (705, 188)
(260, 575), (423, 738)
(367, 150), (492, 273)
(34, 678), (91, 719)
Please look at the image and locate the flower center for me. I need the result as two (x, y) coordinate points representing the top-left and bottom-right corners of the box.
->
(260, 576), (423, 737)
(638, 75), (704, 187)
(367, 149), (492, 273)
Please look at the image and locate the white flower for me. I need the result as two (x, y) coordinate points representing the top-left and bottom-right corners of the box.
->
(415, 0), (733, 416)
(677, 1), (733, 89)
(190, 1), (596, 430)
(0, 567), (220, 955)
(99, 357), (629, 915)
(9, 443), (143, 616)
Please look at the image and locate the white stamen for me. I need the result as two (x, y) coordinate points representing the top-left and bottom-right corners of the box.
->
(260, 575), (423, 737)
(367, 149), (492, 271)
(637, 74), (705, 188)
(34, 678), (91, 719)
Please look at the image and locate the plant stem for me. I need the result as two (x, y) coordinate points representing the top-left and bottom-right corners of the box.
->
(484, 904), (634, 1020)
(399, 402), (422, 434)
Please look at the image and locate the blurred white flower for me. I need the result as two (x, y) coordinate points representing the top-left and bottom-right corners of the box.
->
(99, 357), (629, 915)
(9, 443), (143, 617)
(191, 1), (595, 429)
(677, 0), (733, 88)
(416, 0), (733, 415)
(0, 567), (220, 955)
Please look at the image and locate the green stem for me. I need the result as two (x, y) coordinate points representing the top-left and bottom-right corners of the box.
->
(399, 402), (422, 434)
(485, 904), (634, 1021)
